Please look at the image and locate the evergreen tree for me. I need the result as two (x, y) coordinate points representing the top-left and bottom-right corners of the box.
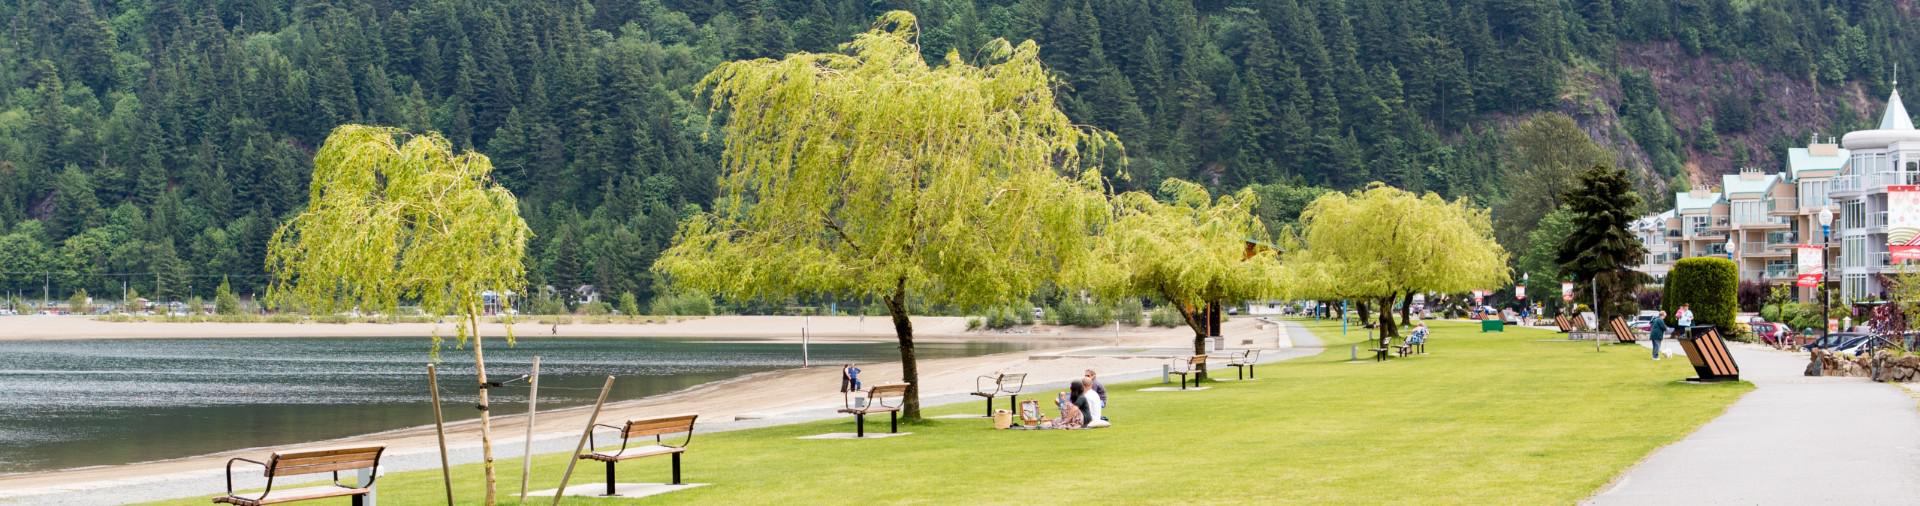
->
(1557, 164), (1646, 323)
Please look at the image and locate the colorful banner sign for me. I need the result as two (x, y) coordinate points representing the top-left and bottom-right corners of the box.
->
(1561, 282), (1574, 302)
(1889, 186), (1920, 262)
(1796, 244), (1825, 288)
(1472, 290), (1484, 305)
(1515, 285), (1526, 300)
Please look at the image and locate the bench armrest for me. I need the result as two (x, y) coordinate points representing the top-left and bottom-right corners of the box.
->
(975, 375), (998, 395)
(589, 423), (626, 456)
(224, 457), (271, 502)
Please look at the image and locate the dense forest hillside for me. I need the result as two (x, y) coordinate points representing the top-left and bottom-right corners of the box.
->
(0, 0), (1917, 309)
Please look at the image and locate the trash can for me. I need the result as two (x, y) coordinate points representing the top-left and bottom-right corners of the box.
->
(1481, 319), (1504, 332)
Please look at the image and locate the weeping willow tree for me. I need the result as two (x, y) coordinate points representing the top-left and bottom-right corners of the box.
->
(266, 125), (529, 505)
(654, 11), (1114, 420)
(1085, 179), (1285, 373)
(1283, 183), (1510, 338)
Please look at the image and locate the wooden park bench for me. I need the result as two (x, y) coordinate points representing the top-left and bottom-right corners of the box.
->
(1677, 328), (1740, 382)
(970, 373), (1027, 416)
(1367, 335), (1394, 362)
(1224, 350), (1260, 379)
(1169, 355), (1207, 389)
(839, 383), (910, 437)
(213, 446), (384, 506)
(1608, 317), (1639, 344)
(1554, 315), (1573, 333)
(581, 414), (698, 494)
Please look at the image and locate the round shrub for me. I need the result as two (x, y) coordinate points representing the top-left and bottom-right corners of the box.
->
(1662, 257), (1738, 332)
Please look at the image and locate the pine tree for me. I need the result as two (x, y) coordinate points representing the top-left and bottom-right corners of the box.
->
(1558, 164), (1646, 323)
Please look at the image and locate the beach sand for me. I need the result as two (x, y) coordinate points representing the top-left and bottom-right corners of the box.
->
(0, 315), (1293, 503)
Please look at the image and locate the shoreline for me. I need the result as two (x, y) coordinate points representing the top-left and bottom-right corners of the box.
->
(0, 315), (1284, 503)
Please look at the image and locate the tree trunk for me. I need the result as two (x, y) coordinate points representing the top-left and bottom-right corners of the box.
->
(1356, 301), (1372, 328)
(467, 309), (497, 505)
(884, 279), (921, 421)
(1399, 290), (1414, 325)
(1377, 295), (1400, 339)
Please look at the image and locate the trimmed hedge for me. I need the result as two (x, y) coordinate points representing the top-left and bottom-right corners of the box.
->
(1662, 257), (1738, 332)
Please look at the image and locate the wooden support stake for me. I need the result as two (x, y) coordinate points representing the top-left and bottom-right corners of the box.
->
(552, 375), (615, 505)
(519, 356), (541, 504)
(428, 364), (454, 506)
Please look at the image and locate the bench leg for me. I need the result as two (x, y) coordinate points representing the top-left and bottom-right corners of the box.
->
(855, 413), (865, 438)
(1008, 394), (1017, 413)
(352, 494), (364, 506)
(1249, 364), (1255, 379)
(1237, 366), (1244, 380)
(890, 411), (898, 433)
(605, 461), (617, 496)
(671, 452), (682, 485)
(985, 396), (994, 417)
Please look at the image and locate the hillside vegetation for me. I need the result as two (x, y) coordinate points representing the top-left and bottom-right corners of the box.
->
(0, 0), (1916, 309)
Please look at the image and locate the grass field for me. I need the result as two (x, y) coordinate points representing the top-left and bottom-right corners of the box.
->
(146, 320), (1750, 505)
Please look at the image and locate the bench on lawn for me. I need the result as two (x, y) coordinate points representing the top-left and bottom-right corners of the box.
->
(213, 446), (384, 506)
(970, 373), (1027, 416)
(1608, 317), (1639, 344)
(582, 414), (698, 494)
(1678, 328), (1740, 382)
(839, 383), (910, 437)
(1554, 315), (1573, 333)
(1223, 350), (1260, 379)
(1367, 335), (1394, 362)
(1169, 355), (1207, 389)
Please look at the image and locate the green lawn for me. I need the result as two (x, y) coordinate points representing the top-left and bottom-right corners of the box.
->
(147, 320), (1749, 505)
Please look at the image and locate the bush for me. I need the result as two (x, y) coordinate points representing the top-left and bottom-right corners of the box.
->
(1115, 298), (1144, 326)
(1663, 257), (1738, 332)
(577, 301), (612, 316)
(68, 289), (89, 314)
(1736, 281), (1769, 312)
(1047, 298), (1113, 327)
(972, 306), (1027, 330)
(966, 317), (983, 331)
(214, 277), (241, 315)
(650, 292), (715, 316)
(1149, 306), (1184, 327)
(1634, 287), (1662, 311)
(618, 292), (640, 316)
(532, 296), (567, 315)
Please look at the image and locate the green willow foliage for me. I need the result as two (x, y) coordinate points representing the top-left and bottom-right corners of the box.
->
(1089, 179), (1283, 352)
(656, 11), (1113, 418)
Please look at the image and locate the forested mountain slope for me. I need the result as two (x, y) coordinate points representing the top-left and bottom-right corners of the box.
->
(0, 0), (1915, 308)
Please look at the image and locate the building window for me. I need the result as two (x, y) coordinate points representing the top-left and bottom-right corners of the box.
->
(1732, 201), (1764, 225)
(1800, 180), (1829, 209)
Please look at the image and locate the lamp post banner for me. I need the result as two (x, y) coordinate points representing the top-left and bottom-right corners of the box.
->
(1796, 244), (1825, 287)
(1888, 185), (1920, 261)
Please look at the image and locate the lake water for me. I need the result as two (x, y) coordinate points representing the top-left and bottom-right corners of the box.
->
(0, 337), (1029, 474)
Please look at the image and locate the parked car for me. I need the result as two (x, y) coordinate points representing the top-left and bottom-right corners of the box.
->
(1832, 334), (1898, 356)
(1814, 333), (1874, 354)
(1802, 332), (1868, 352)
(1750, 322), (1790, 345)
(1630, 320), (1652, 332)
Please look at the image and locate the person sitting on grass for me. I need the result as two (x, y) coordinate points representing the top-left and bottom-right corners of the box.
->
(1081, 377), (1109, 428)
(1049, 390), (1085, 429)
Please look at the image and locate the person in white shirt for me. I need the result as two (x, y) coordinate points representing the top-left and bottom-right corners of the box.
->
(1675, 304), (1695, 337)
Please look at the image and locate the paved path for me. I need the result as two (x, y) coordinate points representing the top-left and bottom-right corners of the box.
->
(1586, 343), (1920, 505)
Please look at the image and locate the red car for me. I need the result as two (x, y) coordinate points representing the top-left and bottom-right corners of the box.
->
(1750, 322), (1797, 345)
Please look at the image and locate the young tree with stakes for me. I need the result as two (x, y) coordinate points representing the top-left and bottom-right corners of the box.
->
(654, 12), (1115, 421)
(266, 125), (530, 505)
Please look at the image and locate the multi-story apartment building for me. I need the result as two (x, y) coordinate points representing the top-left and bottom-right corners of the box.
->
(1782, 138), (1848, 302)
(1829, 86), (1919, 302)
(1723, 169), (1797, 287)
(1631, 210), (1677, 281)
(1629, 85), (1911, 305)
(1668, 188), (1728, 261)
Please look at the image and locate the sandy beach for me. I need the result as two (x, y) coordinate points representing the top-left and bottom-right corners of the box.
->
(0, 315), (1294, 503)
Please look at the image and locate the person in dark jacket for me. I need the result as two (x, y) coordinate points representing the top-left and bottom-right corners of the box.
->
(1649, 311), (1668, 360)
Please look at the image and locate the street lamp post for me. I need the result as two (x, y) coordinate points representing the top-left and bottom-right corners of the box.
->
(1819, 206), (1834, 340)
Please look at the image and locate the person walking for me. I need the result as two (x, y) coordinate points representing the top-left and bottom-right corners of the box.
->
(1649, 310), (1668, 360)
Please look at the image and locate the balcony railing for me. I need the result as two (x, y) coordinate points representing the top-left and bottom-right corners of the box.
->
(1666, 229), (1682, 238)
(1871, 211), (1889, 229)
(1833, 175), (1861, 192)
(1743, 243), (1789, 255)
(1765, 231), (1797, 245)
(1766, 265), (1797, 279)
(1770, 196), (1799, 214)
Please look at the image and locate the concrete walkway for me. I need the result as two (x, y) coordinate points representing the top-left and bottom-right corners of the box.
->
(1586, 343), (1920, 505)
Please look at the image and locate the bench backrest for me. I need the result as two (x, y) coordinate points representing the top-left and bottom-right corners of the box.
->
(996, 373), (1026, 393)
(266, 446), (384, 478)
(1189, 355), (1207, 366)
(1610, 317), (1637, 342)
(1555, 315), (1572, 331)
(623, 414), (698, 439)
(868, 383), (910, 400)
(1681, 329), (1740, 378)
